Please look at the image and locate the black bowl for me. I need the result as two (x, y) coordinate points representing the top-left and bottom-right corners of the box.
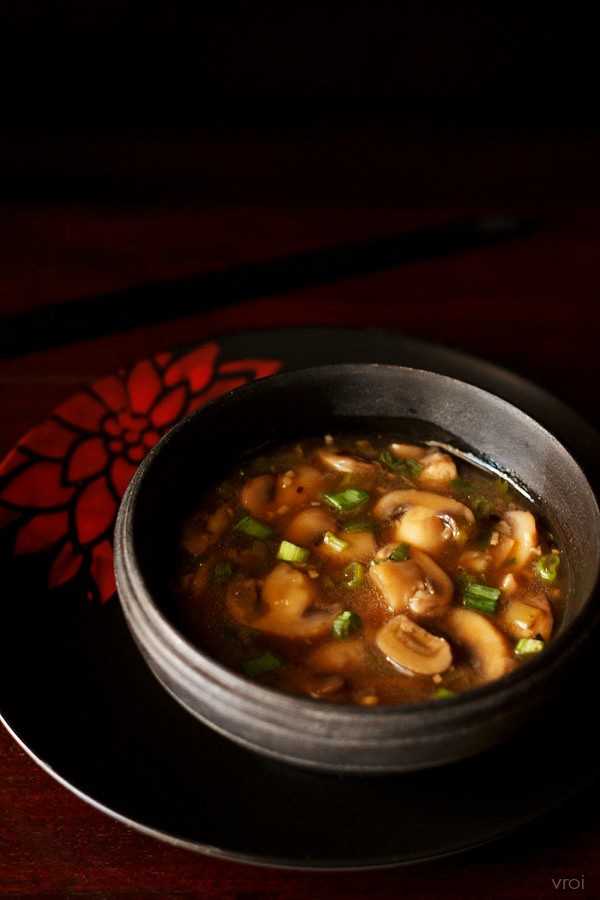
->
(114, 364), (600, 774)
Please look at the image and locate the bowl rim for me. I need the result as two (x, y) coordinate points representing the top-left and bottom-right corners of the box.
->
(114, 361), (600, 726)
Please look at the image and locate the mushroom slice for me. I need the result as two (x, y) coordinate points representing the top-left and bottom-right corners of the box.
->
(503, 510), (539, 569)
(181, 505), (232, 556)
(258, 562), (340, 638)
(308, 637), (367, 673)
(274, 465), (326, 509)
(375, 614), (453, 676)
(226, 564), (339, 639)
(316, 529), (377, 565)
(284, 507), (337, 547)
(177, 561), (211, 600)
(300, 672), (346, 699)
(342, 530), (377, 563)
(240, 474), (276, 519)
(370, 547), (453, 618)
(373, 489), (475, 524)
(241, 467), (326, 518)
(411, 550), (455, 615)
(488, 531), (516, 567)
(316, 448), (375, 476)
(457, 549), (492, 575)
(370, 559), (425, 612)
(416, 450), (458, 488)
(445, 607), (515, 683)
(227, 577), (262, 625)
(500, 572), (520, 594)
(393, 505), (460, 555)
(501, 592), (554, 641)
(388, 443), (427, 460)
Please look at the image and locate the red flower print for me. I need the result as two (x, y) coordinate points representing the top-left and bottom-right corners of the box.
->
(0, 343), (282, 603)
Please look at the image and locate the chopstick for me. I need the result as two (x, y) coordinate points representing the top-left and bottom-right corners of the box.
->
(0, 216), (536, 360)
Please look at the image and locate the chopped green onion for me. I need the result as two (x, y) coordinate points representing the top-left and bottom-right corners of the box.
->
(212, 560), (235, 583)
(323, 531), (349, 553)
(402, 457), (424, 479)
(471, 496), (495, 519)
(536, 553), (560, 583)
(496, 479), (510, 494)
(456, 571), (476, 589)
(450, 478), (471, 493)
(322, 488), (370, 512)
(341, 518), (375, 533)
(388, 542), (411, 562)
(463, 581), (502, 613)
(434, 686), (456, 699)
(276, 540), (310, 563)
(242, 651), (282, 677)
(379, 450), (423, 480)
(342, 561), (365, 588)
(515, 638), (545, 656)
(379, 449), (397, 470)
(477, 525), (492, 549)
(332, 610), (362, 639)
(234, 515), (273, 540)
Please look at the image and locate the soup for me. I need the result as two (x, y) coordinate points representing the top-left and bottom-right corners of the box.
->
(169, 434), (563, 705)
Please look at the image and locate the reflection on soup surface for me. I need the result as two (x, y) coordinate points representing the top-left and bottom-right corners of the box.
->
(170, 434), (563, 705)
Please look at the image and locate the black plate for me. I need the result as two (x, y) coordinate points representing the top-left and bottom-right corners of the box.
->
(1, 326), (600, 870)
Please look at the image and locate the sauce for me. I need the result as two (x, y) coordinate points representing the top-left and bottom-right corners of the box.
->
(169, 434), (563, 705)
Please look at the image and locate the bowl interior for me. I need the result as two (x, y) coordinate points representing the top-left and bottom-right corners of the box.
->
(127, 364), (600, 658)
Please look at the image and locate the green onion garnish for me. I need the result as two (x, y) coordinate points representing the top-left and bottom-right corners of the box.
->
(276, 540), (310, 563)
(234, 515), (273, 540)
(342, 561), (365, 588)
(212, 560), (235, 583)
(341, 518), (375, 533)
(456, 571), (476, 589)
(322, 488), (370, 512)
(477, 525), (492, 549)
(536, 553), (560, 583)
(450, 478), (471, 493)
(388, 542), (411, 562)
(332, 610), (362, 639)
(242, 651), (282, 677)
(471, 496), (495, 519)
(463, 581), (502, 613)
(434, 686), (456, 699)
(379, 450), (423, 480)
(402, 457), (425, 479)
(379, 449), (397, 470)
(515, 638), (545, 656)
(323, 531), (349, 553)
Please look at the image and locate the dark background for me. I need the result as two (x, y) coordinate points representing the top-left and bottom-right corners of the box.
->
(1, 4), (598, 203)
(2, 3), (598, 138)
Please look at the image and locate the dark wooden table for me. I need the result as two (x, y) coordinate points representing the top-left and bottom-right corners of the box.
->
(1, 135), (599, 898)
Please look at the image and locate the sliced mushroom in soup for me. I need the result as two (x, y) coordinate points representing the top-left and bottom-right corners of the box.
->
(169, 433), (565, 705)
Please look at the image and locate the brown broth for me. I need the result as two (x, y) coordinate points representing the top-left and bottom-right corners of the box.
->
(169, 434), (564, 705)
